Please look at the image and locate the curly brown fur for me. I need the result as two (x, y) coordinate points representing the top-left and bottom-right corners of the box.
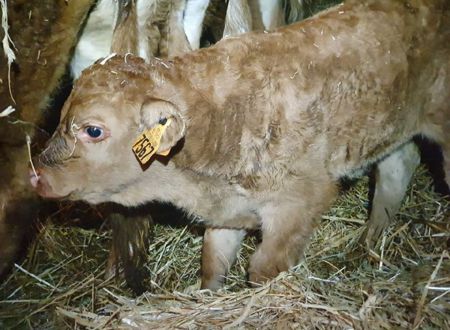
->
(33, 0), (450, 288)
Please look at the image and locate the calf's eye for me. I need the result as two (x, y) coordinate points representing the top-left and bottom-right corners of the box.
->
(85, 126), (103, 139)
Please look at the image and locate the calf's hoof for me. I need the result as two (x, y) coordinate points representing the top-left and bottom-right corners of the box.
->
(360, 216), (389, 250)
(248, 252), (288, 286)
(201, 277), (224, 291)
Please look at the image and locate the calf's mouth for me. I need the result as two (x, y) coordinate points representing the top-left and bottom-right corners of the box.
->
(29, 167), (69, 199)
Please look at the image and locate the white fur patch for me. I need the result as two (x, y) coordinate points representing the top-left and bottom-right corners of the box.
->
(183, 0), (210, 49)
(258, 0), (283, 30)
(70, 0), (117, 78)
(0, 105), (15, 117)
(136, 0), (155, 60)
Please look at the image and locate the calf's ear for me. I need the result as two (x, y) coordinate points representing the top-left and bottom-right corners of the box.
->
(139, 99), (186, 152)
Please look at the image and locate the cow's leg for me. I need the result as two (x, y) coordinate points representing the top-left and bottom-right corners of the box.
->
(223, 0), (252, 38)
(257, 0), (284, 30)
(363, 142), (420, 248)
(0, 196), (39, 280)
(183, 0), (210, 49)
(201, 228), (246, 290)
(0, 145), (40, 280)
(249, 179), (337, 284)
(166, 0), (192, 57)
(285, 0), (307, 23)
(111, 0), (138, 55)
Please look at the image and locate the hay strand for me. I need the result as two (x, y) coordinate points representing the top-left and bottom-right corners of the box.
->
(0, 105), (15, 117)
(413, 250), (448, 329)
(26, 134), (39, 180)
(0, 0), (16, 104)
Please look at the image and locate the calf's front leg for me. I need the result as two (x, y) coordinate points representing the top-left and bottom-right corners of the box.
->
(201, 228), (246, 290)
(249, 179), (337, 284)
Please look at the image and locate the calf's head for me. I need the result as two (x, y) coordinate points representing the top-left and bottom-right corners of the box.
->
(30, 55), (186, 205)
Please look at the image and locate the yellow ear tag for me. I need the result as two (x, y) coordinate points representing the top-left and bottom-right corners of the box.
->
(132, 118), (172, 166)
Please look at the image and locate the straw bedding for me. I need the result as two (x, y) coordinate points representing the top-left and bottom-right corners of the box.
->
(1, 166), (448, 329)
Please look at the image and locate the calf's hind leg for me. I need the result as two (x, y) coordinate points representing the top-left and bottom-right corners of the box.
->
(249, 179), (337, 284)
(362, 142), (420, 248)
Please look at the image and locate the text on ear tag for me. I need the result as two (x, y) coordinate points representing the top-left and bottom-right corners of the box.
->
(132, 119), (171, 165)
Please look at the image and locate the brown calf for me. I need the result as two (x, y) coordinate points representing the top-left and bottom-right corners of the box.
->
(31, 0), (450, 287)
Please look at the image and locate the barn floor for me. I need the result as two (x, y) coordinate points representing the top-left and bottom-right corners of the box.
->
(0, 165), (448, 329)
